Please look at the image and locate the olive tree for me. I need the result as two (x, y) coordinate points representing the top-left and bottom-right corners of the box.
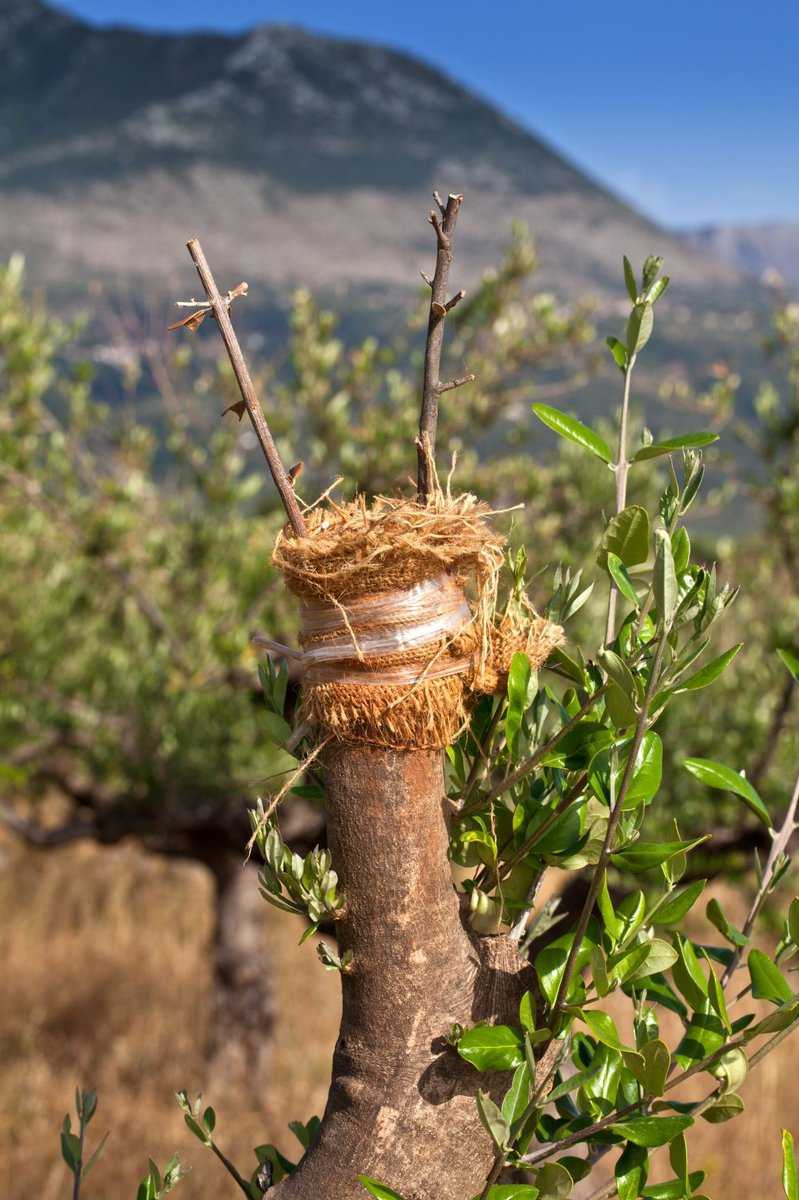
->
(168, 241), (799, 1199)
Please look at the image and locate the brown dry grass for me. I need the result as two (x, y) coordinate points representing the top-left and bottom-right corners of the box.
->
(0, 835), (339, 1199)
(0, 838), (795, 1199)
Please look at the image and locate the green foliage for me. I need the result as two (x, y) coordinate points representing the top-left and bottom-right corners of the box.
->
(175, 1090), (318, 1196)
(444, 255), (799, 1196)
(59, 1086), (187, 1200)
(249, 804), (344, 940)
(358, 1176), (407, 1199)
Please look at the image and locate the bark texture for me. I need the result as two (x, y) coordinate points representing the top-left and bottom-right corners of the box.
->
(276, 744), (533, 1200)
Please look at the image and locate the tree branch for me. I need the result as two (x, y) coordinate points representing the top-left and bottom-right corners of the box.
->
(184, 239), (307, 537)
(417, 192), (464, 500)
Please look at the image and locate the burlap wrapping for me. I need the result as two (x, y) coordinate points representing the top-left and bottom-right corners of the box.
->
(271, 493), (564, 750)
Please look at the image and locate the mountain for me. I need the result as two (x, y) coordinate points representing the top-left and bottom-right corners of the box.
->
(684, 223), (799, 292)
(2, 0), (747, 309)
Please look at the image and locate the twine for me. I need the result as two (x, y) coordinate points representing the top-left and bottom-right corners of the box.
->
(263, 492), (564, 751)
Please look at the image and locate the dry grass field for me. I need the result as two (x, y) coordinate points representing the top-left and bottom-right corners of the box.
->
(0, 831), (795, 1199)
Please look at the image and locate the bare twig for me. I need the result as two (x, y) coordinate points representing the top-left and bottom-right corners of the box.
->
(722, 766), (799, 987)
(438, 373), (476, 394)
(417, 193), (465, 500)
(184, 239), (306, 536)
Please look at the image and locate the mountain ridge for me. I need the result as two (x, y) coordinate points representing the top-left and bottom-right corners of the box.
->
(683, 222), (799, 291)
(2, 0), (747, 305)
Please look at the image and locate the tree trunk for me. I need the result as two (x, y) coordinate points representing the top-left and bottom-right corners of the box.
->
(206, 851), (275, 1096)
(275, 744), (532, 1200)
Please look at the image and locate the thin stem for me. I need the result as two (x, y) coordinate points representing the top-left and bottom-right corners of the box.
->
(605, 355), (636, 645)
(521, 1098), (641, 1165)
(210, 1140), (253, 1198)
(509, 865), (546, 943)
(185, 239), (306, 537)
(417, 193), (464, 500)
(460, 688), (605, 818)
(72, 1114), (85, 1200)
(722, 766), (799, 987)
(550, 635), (668, 1025)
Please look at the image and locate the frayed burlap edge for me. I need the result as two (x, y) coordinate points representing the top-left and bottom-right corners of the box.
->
(272, 492), (563, 750)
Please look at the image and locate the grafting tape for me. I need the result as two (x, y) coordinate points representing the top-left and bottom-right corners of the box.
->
(298, 573), (473, 684)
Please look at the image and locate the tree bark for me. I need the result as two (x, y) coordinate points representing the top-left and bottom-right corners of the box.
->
(205, 851), (275, 1096)
(275, 744), (533, 1200)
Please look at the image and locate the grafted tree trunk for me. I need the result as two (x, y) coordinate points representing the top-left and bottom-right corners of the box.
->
(276, 744), (532, 1200)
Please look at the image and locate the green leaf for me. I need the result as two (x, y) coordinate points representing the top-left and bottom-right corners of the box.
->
(598, 506), (651, 569)
(607, 336), (630, 371)
(262, 710), (292, 745)
(789, 899), (799, 947)
(642, 255), (664, 290)
(623, 256), (639, 303)
(749, 1001), (799, 1036)
(357, 1176), (405, 1200)
(643, 1172), (706, 1199)
(611, 1115), (693, 1148)
(458, 1024), (524, 1072)
(83, 1131), (110, 1179)
(606, 681), (638, 729)
(476, 1089), (511, 1152)
(701, 1092), (744, 1124)
(673, 644), (742, 693)
(484, 1188), (540, 1200)
(612, 838), (706, 873)
(671, 526), (691, 575)
(581, 1010), (626, 1052)
(501, 1062), (531, 1125)
(672, 934), (709, 1010)
(506, 652), (535, 760)
(683, 757), (771, 828)
(706, 897), (747, 947)
(712, 1047), (746, 1092)
(626, 1039), (670, 1097)
(646, 275), (670, 304)
(620, 732), (663, 810)
(609, 942), (650, 986)
(783, 1129), (799, 1200)
(519, 990), (536, 1034)
(778, 648), (799, 682)
(532, 403), (612, 464)
(669, 1133), (688, 1193)
(61, 1130), (82, 1172)
(653, 880), (706, 926)
(627, 302), (654, 355)
(675, 1000), (726, 1068)
(626, 939), (678, 983)
(535, 926), (597, 1005)
(607, 552), (639, 607)
(616, 1141), (648, 1200)
(634, 433), (718, 462)
(654, 529), (677, 628)
(534, 1162), (573, 1199)
(748, 948), (794, 1005)
(183, 1114), (211, 1146)
(598, 649), (639, 702)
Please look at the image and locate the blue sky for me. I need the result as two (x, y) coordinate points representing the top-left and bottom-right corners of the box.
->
(59, 0), (798, 229)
